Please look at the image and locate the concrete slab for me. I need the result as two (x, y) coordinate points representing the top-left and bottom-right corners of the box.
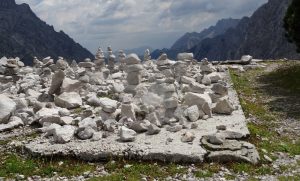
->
(24, 71), (253, 163)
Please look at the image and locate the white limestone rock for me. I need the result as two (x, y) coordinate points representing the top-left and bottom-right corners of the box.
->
(121, 103), (136, 121)
(129, 120), (149, 133)
(119, 126), (136, 142)
(60, 116), (73, 125)
(78, 118), (97, 130)
(36, 108), (59, 119)
(212, 99), (234, 115)
(39, 115), (63, 125)
(53, 125), (76, 144)
(177, 53), (194, 61)
(202, 75), (212, 85)
(241, 55), (253, 64)
(147, 112), (162, 127)
(87, 95), (102, 107)
(76, 127), (95, 140)
(99, 98), (118, 113)
(184, 92), (212, 110)
(181, 76), (195, 84)
(0, 116), (24, 133)
(164, 97), (178, 109)
(207, 72), (222, 83)
(126, 54), (141, 65)
(185, 105), (200, 122)
(0, 94), (16, 124)
(181, 131), (195, 143)
(61, 78), (82, 93)
(189, 82), (205, 94)
(55, 92), (82, 109)
(146, 124), (161, 135)
(212, 83), (228, 96)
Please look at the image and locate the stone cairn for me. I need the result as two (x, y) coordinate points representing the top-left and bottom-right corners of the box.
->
(156, 53), (173, 78)
(0, 50), (260, 164)
(144, 49), (151, 62)
(94, 48), (105, 71)
(125, 54), (143, 94)
(118, 50), (126, 71)
(107, 46), (116, 72)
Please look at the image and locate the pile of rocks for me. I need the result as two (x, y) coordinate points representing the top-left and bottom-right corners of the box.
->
(0, 50), (259, 164)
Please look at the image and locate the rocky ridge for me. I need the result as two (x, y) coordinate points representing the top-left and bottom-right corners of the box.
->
(0, 0), (94, 65)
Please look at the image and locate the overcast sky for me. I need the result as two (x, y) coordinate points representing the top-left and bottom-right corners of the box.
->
(15, 0), (268, 53)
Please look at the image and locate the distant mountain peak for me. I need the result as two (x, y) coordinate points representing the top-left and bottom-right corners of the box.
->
(191, 0), (300, 61)
(0, 1), (93, 65)
(0, 0), (16, 9)
(170, 18), (240, 52)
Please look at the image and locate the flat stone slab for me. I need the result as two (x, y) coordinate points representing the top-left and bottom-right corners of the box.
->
(24, 71), (252, 163)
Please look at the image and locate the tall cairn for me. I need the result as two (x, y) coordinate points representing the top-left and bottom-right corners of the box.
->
(107, 46), (116, 72)
(125, 54), (143, 94)
(156, 53), (173, 78)
(94, 48), (105, 71)
(118, 50), (127, 71)
(144, 49), (151, 62)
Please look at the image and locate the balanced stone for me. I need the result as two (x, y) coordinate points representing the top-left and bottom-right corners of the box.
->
(107, 46), (116, 71)
(94, 48), (105, 70)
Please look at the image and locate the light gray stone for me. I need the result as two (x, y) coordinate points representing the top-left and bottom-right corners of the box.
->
(99, 98), (118, 113)
(212, 83), (228, 96)
(0, 94), (16, 124)
(53, 125), (76, 144)
(126, 54), (141, 65)
(146, 123), (161, 135)
(201, 75), (211, 85)
(121, 104), (136, 121)
(185, 105), (200, 122)
(166, 124), (183, 132)
(119, 126), (136, 142)
(213, 99), (234, 115)
(78, 118), (97, 130)
(55, 92), (82, 109)
(177, 53), (194, 61)
(184, 92), (212, 110)
(207, 72), (222, 83)
(48, 70), (65, 95)
(0, 116), (24, 132)
(181, 131), (195, 143)
(129, 120), (149, 133)
(164, 98), (178, 109)
(77, 127), (95, 140)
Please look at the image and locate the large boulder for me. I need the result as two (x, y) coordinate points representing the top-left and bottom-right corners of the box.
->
(55, 92), (82, 109)
(184, 92), (212, 110)
(0, 94), (16, 124)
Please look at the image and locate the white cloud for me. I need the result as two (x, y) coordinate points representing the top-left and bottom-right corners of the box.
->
(15, 0), (267, 53)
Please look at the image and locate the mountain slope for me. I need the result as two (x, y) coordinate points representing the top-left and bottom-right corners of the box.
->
(171, 18), (240, 52)
(151, 18), (240, 59)
(0, 0), (94, 65)
(191, 0), (300, 61)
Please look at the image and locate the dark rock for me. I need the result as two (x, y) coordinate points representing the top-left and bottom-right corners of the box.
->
(0, 0), (93, 65)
